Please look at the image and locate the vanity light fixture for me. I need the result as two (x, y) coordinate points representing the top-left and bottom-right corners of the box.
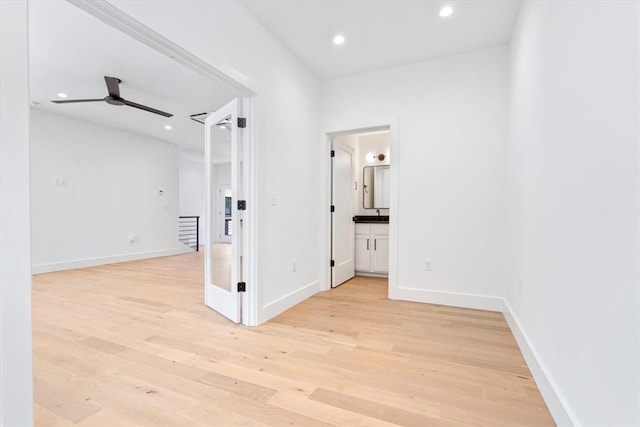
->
(164, 125), (172, 130)
(439, 5), (454, 18)
(57, 92), (68, 98)
(366, 152), (386, 162)
(333, 34), (345, 45)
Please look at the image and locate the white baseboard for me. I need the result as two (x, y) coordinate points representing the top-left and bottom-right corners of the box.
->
(390, 288), (576, 426)
(389, 286), (504, 312)
(259, 280), (320, 324)
(502, 300), (577, 426)
(355, 271), (388, 278)
(32, 246), (194, 274)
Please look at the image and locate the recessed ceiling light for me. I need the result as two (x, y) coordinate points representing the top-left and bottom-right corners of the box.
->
(333, 35), (345, 45)
(439, 5), (454, 18)
(57, 92), (68, 98)
(164, 125), (172, 130)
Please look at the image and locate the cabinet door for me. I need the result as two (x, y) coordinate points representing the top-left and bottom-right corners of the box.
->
(354, 233), (370, 272)
(372, 233), (389, 273)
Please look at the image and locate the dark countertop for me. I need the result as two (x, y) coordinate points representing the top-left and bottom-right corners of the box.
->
(353, 215), (389, 224)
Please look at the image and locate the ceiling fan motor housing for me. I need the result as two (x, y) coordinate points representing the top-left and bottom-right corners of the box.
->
(105, 96), (125, 106)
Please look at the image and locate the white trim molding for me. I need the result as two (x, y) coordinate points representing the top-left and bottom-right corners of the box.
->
(387, 289), (578, 426)
(259, 280), (320, 324)
(68, 0), (255, 96)
(390, 287), (504, 312)
(502, 300), (578, 426)
(32, 246), (193, 274)
(321, 120), (398, 293)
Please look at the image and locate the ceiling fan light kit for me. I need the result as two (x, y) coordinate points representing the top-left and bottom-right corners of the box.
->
(51, 76), (173, 117)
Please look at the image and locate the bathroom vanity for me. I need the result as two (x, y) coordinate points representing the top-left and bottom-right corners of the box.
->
(353, 216), (389, 277)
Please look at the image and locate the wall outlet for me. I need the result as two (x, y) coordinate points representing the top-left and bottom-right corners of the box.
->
(518, 277), (524, 296)
(128, 234), (137, 244)
(424, 258), (432, 271)
(54, 177), (66, 187)
(292, 260), (297, 272)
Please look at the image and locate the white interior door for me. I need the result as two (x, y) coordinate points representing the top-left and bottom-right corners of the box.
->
(204, 98), (243, 323)
(331, 140), (355, 287)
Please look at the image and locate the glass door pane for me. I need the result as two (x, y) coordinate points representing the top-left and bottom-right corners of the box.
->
(204, 98), (241, 323)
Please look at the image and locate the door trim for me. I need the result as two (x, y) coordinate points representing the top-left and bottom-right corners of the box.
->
(69, 0), (255, 96)
(321, 121), (399, 298)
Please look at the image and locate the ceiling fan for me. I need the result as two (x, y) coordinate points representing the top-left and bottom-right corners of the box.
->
(51, 76), (173, 117)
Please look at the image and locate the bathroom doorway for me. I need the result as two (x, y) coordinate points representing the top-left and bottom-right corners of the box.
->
(330, 128), (391, 288)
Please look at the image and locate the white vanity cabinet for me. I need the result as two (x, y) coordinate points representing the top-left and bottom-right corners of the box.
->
(354, 223), (389, 276)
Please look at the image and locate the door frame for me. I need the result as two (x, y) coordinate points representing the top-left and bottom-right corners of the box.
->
(321, 120), (399, 298)
(70, 0), (260, 326)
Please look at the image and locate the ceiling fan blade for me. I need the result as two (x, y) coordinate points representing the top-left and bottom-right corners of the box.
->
(104, 76), (121, 98)
(121, 99), (173, 117)
(51, 99), (104, 104)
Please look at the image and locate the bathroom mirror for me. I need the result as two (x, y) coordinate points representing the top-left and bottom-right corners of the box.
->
(363, 165), (390, 209)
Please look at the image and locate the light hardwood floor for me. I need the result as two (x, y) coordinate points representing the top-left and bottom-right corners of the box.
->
(32, 251), (554, 426)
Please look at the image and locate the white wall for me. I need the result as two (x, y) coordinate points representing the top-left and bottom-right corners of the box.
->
(109, 0), (322, 324)
(323, 46), (509, 310)
(0, 1), (33, 425)
(507, 1), (639, 425)
(179, 158), (234, 245)
(31, 109), (185, 273)
(178, 155), (230, 245)
(179, 153), (205, 244)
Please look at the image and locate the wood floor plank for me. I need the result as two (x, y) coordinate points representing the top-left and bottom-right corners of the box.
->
(33, 377), (101, 424)
(32, 252), (554, 426)
(309, 387), (454, 427)
(267, 392), (400, 427)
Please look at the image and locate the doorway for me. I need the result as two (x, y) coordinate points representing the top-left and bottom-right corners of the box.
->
(27, 2), (256, 324)
(330, 128), (392, 288)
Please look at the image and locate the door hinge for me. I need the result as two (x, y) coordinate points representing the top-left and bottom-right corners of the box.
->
(330, 260), (335, 267)
(237, 117), (247, 128)
(237, 200), (246, 210)
(330, 150), (335, 157)
(330, 205), (335, 213)
(237, 282), (246, 292)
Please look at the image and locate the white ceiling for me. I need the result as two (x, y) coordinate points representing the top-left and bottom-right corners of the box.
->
(240, 0), (522, 80)
(28, 0), (238, 154)
(28, 1), (522, 153)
